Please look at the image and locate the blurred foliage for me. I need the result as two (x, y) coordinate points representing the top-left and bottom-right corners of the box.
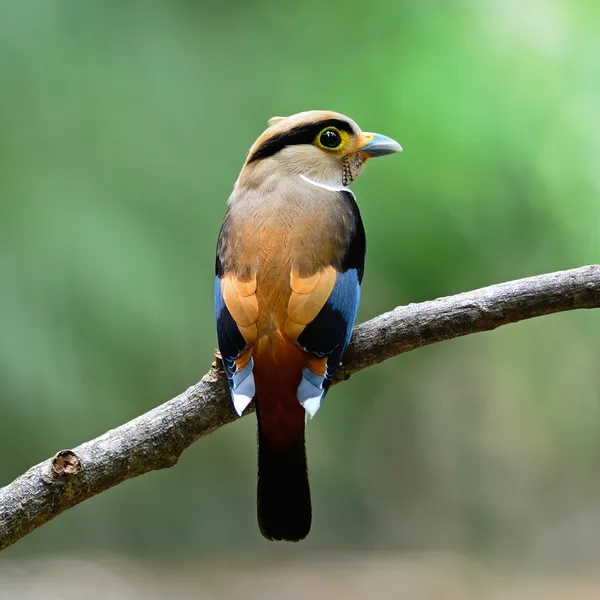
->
(1, 0), (599, 570)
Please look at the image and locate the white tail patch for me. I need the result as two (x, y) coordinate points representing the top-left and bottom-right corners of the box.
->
(300, 394), (322, 420)
(233, 390), (253, 416)
(297, 368), (324, 419)
(231, 359), (255, 416)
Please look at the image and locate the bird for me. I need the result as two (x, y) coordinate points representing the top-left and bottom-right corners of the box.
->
(214, 110), (401, 541)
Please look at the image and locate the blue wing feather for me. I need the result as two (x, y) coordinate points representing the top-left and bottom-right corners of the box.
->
(296, 269), (361, 414)
(214, 276), (255, 414)
(214, 276), (246, 368)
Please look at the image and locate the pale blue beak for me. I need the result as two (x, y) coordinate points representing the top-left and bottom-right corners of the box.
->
(358, 132), (402, 157)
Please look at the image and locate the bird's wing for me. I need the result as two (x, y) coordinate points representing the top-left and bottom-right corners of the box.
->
(285, 190), (365, 417)
(288, 268), (361, 417)
(284, 266), (337, 341)
(214, 273), (258, 416)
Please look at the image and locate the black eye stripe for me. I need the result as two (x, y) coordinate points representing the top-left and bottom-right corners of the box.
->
(248, 119), (354, 163)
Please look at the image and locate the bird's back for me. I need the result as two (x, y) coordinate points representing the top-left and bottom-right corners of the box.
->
(221, 180), (351, 345)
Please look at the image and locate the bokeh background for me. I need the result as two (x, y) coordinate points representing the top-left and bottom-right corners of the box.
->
(1, 0), (600, 597)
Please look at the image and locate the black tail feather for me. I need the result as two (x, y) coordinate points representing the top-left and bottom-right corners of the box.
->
(256, 420), (312, 542)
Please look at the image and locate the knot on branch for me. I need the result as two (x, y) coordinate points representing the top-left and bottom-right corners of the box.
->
(51, 450), (82, 478)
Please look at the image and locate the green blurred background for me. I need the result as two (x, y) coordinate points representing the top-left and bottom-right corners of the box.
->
(1, 0), (600, 596)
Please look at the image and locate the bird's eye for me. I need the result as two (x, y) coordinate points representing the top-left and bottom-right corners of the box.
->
(317, 127), (343, 150)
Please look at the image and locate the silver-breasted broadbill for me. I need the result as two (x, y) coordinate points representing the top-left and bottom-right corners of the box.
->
(214, 111), (401, 541)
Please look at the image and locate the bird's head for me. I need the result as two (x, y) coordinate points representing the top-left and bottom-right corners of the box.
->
(239, 110), (401, 189)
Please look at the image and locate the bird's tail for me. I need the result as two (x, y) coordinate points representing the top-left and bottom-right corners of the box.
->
(254, 339), (312, 542)
(256, 411), (311, 541)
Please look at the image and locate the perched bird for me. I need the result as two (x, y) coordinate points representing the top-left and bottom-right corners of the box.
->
(214, 110), (401, 541)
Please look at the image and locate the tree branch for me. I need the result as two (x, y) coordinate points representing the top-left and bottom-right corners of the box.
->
(1, 265), (599, 551)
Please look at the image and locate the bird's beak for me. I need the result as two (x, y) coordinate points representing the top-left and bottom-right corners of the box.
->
(357, 132), (402, 157)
